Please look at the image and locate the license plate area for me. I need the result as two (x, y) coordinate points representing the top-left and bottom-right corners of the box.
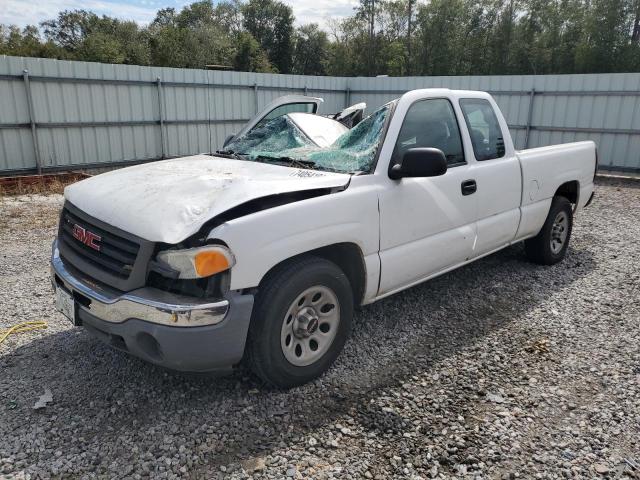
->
(55, 285), (78, 325)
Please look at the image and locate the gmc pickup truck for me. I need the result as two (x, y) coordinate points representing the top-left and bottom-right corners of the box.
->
(51, 89), (597, 388)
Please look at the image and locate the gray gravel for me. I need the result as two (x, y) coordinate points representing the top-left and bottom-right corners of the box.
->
(1, 178), (639, 479)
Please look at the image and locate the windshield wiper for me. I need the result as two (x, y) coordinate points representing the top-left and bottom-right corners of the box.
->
(253, 155), (317, 169)
(215, 149), (244, 159)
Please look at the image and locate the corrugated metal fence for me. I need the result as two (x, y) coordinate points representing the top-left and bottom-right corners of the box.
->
(1, 55), (639, 175)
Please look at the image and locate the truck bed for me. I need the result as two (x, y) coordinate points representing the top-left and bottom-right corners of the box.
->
(515, 141), (596, 240)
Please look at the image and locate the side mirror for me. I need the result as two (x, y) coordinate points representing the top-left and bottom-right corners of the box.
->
(223, 134), (235, 148)
(389, 148), (448, 180)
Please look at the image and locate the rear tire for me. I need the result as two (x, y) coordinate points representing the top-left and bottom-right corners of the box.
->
(245, 256), (353, 388)
(525, 195), (573, 265)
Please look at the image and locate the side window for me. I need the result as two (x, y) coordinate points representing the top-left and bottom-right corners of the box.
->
(254, 103), (315, 130)
(459, 99), (506, 161)
(392, 98), (465, 167)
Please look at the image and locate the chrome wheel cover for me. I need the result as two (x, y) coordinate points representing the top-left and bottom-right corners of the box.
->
(550, 211), (569, 254)
(280, 285), (340, 367)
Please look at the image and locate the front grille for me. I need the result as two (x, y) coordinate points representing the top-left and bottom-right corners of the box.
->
(60, 207), (139, 279)
(57, 202), (155, 291)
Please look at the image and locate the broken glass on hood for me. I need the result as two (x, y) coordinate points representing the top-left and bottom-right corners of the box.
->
(223, 104), (391, 174)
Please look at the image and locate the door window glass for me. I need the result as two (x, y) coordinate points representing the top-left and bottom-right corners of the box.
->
(254, 102), (316, 130)
(392, 99), (465, 167)
(459, 99), (506, 161)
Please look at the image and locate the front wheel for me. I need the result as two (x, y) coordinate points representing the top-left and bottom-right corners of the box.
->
(245, 256), (353, 388)
(525, 195), (573, 265)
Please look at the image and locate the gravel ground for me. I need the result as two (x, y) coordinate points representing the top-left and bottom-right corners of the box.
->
(0, 178), (638, 479)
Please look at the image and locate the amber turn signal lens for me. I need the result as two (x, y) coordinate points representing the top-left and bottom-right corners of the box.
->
(194, 250), (231, 277)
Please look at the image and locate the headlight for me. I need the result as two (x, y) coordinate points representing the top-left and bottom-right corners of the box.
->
(156, 245), (235, 279)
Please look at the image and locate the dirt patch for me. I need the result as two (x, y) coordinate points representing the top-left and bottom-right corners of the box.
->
(0, 173), (90, 197)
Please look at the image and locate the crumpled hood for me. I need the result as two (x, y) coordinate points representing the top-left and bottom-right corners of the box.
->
(64, 155), (350, 243)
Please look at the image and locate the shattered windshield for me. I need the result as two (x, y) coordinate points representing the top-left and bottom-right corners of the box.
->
(223, 105), (391, 174)
(224, 116), (313, 154)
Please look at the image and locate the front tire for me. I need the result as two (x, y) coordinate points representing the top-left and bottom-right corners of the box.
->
(525, 195), (573, 265)
(245, 256), (353, 388)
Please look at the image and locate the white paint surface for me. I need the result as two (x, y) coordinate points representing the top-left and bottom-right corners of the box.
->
(64, 155), (350, 244)
(63, 89), (596, 305)
(209, 174), (381, 294)
(288, 113), (349, 147)
(337, 103), (367, 120)
(373, 89), (595, 299)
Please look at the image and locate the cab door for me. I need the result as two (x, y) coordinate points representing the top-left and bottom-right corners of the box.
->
(377, 96), (478, 296)
(223, 95), (323, 148)
(458, 98), (522, 257)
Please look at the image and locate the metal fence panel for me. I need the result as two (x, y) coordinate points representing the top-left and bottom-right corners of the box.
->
(348, 72), (640, 171)
(0, 55), (639, 174)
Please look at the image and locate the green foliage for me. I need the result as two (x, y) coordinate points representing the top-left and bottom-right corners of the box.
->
(40, 10), (98, 51)
(37, 10), (150, 64)
(0, 25), (67, 58)
(292, 24), (329, 75)
(2, 0), (640, 75)
(234, 31), (275, 72)
(76, 32), (126, 63)
(241, 0), (294, 73)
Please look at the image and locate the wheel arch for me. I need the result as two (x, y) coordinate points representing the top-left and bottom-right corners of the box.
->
(256, 242), (367, 307)
(554, 180), (580, 207)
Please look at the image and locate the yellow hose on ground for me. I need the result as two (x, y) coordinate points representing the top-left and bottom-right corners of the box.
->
(0, 321), (48, 345)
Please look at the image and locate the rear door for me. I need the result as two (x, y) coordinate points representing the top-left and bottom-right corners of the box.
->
(225, 95), (323, 147)
(459, 97), (522, 257)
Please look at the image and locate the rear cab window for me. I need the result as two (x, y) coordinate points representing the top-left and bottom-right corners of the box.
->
(459, 99), (506, 161)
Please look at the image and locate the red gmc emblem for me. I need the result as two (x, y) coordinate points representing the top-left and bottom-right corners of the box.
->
(72, 224), (101, 251)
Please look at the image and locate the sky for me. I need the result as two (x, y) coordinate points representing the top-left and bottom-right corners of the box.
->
(0, 0), (359, 30)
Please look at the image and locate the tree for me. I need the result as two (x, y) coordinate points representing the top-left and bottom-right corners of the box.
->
(76, 32), (126, 63)
(0, 25), (66, 58)
(40, 9), (150, 64)
(377, 0), (415, 76)
(242, 0), (294, 73)
(213, 1), (243, 35)
(632, 0), (640, 42)
(325, 12), (381, 76)
(355, 0), (379, 75)
(233, 31), (274, 72)
(575, 0), (634, 72)
(4, 0), (640, 76)
(40, 10), (99, 51)
(176, 0), (215, 29)
(151, 8), (177, 28)
(292, 24), (329, 75)
(416, 0), (469, 75)
(148, 3), (236, 68)
(407, 0), (414, 74)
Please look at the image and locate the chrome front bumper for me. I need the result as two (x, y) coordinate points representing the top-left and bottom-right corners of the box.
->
(50, 240), (229, 327)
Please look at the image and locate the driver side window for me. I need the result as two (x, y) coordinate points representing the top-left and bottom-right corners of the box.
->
(392, 98), (466, 168)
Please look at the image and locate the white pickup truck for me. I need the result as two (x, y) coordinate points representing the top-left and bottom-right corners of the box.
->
(51, 89), (597, 387)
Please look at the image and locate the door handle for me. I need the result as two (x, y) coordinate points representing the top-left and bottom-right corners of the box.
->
(461, 179), (477, 196)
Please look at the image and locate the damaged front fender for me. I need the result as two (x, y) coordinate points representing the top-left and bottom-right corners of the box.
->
(206, 175), (381, 297)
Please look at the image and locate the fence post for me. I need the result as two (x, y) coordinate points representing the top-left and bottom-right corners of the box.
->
(524, 88), (535, 149)
(253, 83), (259, 114)
(23, 69), (42, 174)
(304, 85), (308, 96)
(345, 87), (351, 108)
(156, 77), (166, 159)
